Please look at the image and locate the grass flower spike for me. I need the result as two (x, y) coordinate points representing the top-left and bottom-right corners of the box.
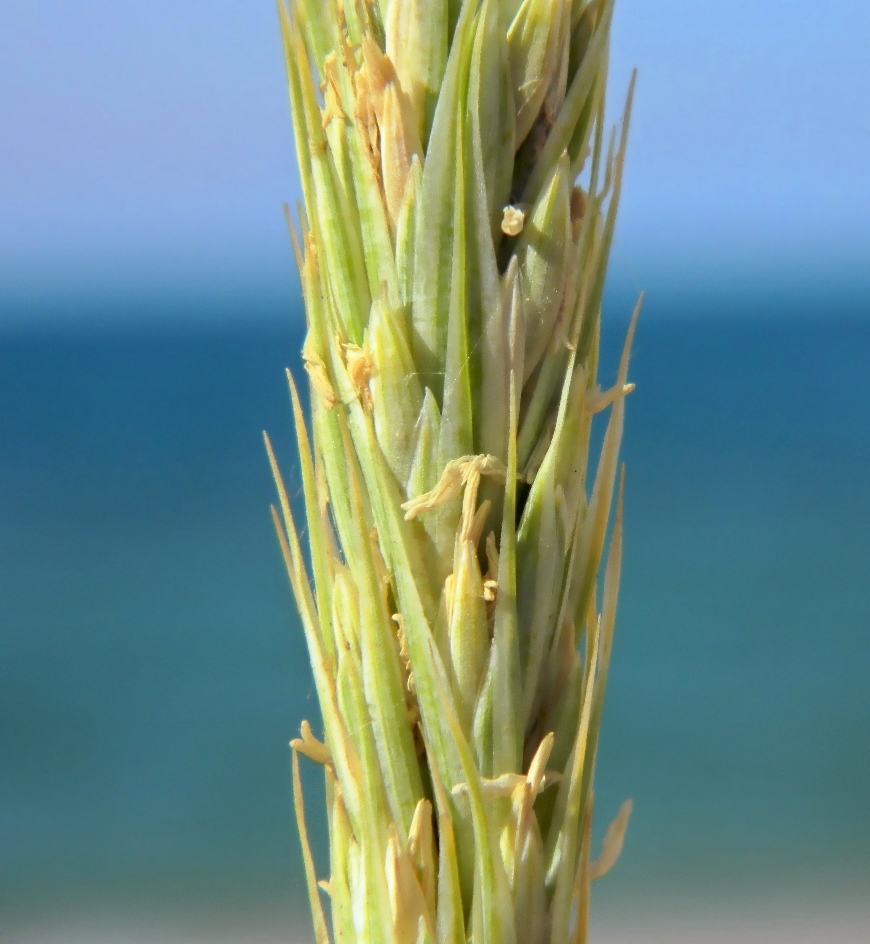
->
(269, 0), (639, 940)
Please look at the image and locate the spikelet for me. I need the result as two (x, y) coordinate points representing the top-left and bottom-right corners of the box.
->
(272, 1), (638, 941)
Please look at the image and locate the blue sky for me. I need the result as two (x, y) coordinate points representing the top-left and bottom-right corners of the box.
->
(1, 0), (867, 326)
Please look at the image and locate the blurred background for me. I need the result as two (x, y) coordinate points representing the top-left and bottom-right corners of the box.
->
(1, 1), (868, 942)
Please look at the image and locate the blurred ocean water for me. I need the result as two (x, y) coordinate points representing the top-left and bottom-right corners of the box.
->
(1, 312), (869, 937)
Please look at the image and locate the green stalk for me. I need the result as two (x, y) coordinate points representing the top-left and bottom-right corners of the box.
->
(270, 2), (639, 941)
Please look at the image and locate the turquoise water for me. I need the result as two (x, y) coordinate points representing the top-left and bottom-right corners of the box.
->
(1, 314), (869, 931)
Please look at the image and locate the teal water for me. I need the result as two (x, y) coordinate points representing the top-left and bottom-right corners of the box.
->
(1, 315), (869, 930)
